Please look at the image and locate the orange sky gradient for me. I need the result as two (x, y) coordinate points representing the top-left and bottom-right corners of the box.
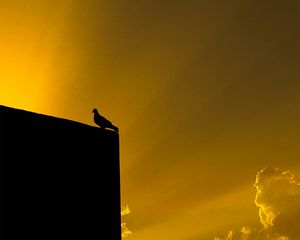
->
(0, 1), (299, 239)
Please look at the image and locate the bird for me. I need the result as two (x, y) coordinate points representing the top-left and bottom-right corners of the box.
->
(92, 108), (119, 132)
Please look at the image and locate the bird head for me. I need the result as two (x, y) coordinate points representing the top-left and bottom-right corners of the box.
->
(92, 108), (98, 114)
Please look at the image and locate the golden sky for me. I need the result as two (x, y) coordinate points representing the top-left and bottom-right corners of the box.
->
(0, 1), (299, 239)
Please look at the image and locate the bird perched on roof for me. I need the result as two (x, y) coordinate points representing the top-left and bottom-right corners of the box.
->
(92, 108), (119, 132)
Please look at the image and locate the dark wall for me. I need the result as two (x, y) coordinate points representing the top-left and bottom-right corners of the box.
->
(0, 105), (121, 240)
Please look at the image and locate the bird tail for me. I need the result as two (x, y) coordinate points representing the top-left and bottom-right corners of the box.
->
(111, 125), (119, 132)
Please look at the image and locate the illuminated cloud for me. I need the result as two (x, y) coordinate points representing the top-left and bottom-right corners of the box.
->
(121, 205), (131, 216)
(255, 167), (300, 237)
(215, 167), (300, 240)
(214, 231), (233, 240)
(121, 222), (132, 238)
(121, 205), (132, 238)
(215, 228), (267, 240)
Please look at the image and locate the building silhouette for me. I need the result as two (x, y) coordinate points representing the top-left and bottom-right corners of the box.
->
(0, 105), (121, 240)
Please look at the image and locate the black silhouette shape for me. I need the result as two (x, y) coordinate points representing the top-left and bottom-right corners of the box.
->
(92, 108), (119, 132)
(0, 105), (121, 240)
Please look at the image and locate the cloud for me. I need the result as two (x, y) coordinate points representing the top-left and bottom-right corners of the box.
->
(255, 167), (300, 238)
(121, 222), (132, 238)
(215, 167), (300, 240)
(121, 205), (131, 216)
(214, 227), (267, 240)
(121, 205), (132, 238)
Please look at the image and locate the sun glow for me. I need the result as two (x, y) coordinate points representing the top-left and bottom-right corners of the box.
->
(0, 1), (72, 115)
(0, 47), (52, 112)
